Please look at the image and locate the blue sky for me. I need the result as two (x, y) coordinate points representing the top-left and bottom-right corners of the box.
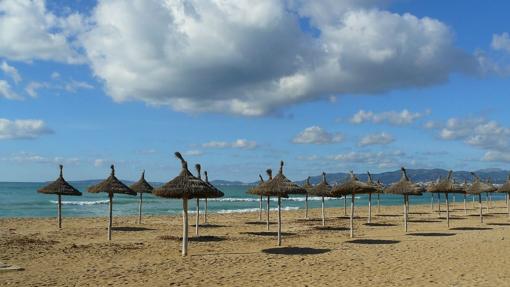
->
(0, 0), (509, 182)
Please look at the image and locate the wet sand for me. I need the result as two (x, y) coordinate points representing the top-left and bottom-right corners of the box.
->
(1, 201), (509, 286)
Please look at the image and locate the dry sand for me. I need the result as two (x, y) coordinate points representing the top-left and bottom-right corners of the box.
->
(1, 201), (510, 286)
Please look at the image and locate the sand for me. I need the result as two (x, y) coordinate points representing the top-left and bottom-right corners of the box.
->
(1, 201), (510, 286)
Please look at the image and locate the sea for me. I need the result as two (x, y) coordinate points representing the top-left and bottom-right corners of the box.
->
(0, 182), (505, 218)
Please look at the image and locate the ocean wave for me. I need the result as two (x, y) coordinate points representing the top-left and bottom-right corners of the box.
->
(50, 200), (110, 206)
(209, 196), (348, 203)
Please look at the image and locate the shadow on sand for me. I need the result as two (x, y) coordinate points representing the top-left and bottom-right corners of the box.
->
(262, 247), (331, 255)
(191, 224), (227, 228)
(245, 221), (276, 225)
(345, 239), (400, 245)
(111, 226), (155, 232)
(240, 231), (296, 237)
(158, 235), (226, 242)
(487, 223), (510, 226)
(314, 226), (349, 231)
(364, 223), (397, 227)
(450, 227), (492, 231)
(409, 219), (441, 223)
(407, 232), (455, 237)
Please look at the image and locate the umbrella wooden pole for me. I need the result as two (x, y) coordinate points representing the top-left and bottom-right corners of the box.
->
(138, 193), (143, 224)
(108, 194), (113, 241)
(195, 198), (200, 236)
(485, 193), (489, 213)
(463, 194), (467, 215)
(266, 196), (270, 231)
(304, 194), (308, 219)
(479, 194), (483, 223)
(452, 195), (456, 210)
(507, 193), (509, 217)
(437, 193), (441, 218)
(182, 198), (188, 257)
(204, 198), (208, 224)
(377, 193), (380, 214)
(259, 195), (262, 221)
(472, 195), (475, 209)
(350, 194), (354, 238)
(57, 194), (62, 229)
(430, 195), (434, 213)
(277, 197), (282, 246)
(368, 193), (372, 224)
(489, 193), (492, 209)
(446, 193), (450, 228)
(406, 195), (410, 222)
(403, 195), (407, 233)
(344, 196), (347, 216)
(321, 196), (325, 226)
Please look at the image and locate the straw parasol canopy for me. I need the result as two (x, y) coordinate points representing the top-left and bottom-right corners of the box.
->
(202, 170), (225, 224)
(301, 176), (314, 219)
(384, 167), (424, 232)
(466, 172), (497, 223)
(88, 165), (136, 241)
(153, 152), (216, 256)
(331, 171), (378, 237)
(426, 170), (464, 227)
(308, 172), (332, 226)
(249, 169), (275, 230)
(130, 171), (153, 224)
(253, 161), (305, 246)
(37, 165), (81, 229)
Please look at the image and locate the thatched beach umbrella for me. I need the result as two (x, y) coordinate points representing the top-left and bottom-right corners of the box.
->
(384, 167), (424, 232)
(497, 174), (510, 217)
(253, 161), (304, 246)
(466, 172), (497, 223)
(248, 169), (274, 230)
(203, 170), (225, 224)
(426, 170), (464, 228)
(366, 172), (383, 223)
(130, 170), (153, 224)
(331, 171), (378, 238)
(37, 165), (82, 229)
(302, 176), (314, 219)
(308, 172), (332, 226)
(153, 152), (215, 256)
(88, 165), (136, 241)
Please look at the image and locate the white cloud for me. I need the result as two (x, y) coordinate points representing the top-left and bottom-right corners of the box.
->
(78, 0), (477, 116)
(1, 61), (21, 84)
(1, 152), (80, 165)
(94, 159), (107, 167)
(358, 132), (394, 146)
(0, 0), (84, 63)
(328, 150), (406, 169)
(350, 109), (430, 125)
(51, 72), (60, 79)
(64, 80), (94, 92)
(25, 81), (48, 97)
(202, 139), (257, 149)
(0, 80), (21, 100)
(0, 118), (53, 139)
(482, 151), (510, 163)
(492, 32), (510, 53)
(183, 150), (203, 156)
(292, 126), (343, 144)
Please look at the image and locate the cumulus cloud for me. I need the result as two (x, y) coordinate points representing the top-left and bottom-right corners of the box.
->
(25, 81), (48, 97)
(350, 109), (430, 125)
(0, 0), (84, 63)
(1, 152), (80, 165)
(0, 80), (21, 100)
(64, 80), (94, 92)
(1, 61), (21, 84)
(358, 132), (394, 146)
(292, 126), (343, 144)
(0, 118), (53, 139)
(328, 150), (406, 169)
(492, 32), (510, 53)
(429, 117), (510, 162)
(482, 151), (510, 163)
(183, 150), (203, 156)
(76, 0), (478, 116)
(202, 139), (257, 149)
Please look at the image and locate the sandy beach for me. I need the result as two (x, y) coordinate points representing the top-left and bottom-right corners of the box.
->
(1, 202), (510, 286)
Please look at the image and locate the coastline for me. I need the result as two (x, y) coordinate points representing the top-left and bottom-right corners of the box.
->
(1, 202), (509, 286)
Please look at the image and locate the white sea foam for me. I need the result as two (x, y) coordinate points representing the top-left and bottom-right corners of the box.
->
(209, 196), (348, 203)
(215, 206), (300, 214)
(50, 200), (110, 206)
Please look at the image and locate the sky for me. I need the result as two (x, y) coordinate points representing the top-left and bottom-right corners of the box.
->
(0, 0), (510, 182)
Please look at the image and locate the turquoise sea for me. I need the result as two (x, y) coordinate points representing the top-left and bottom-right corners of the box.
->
(0, 182), (506, 218)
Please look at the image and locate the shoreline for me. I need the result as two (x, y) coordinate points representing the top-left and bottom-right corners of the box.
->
(2, 203), (509, 286)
